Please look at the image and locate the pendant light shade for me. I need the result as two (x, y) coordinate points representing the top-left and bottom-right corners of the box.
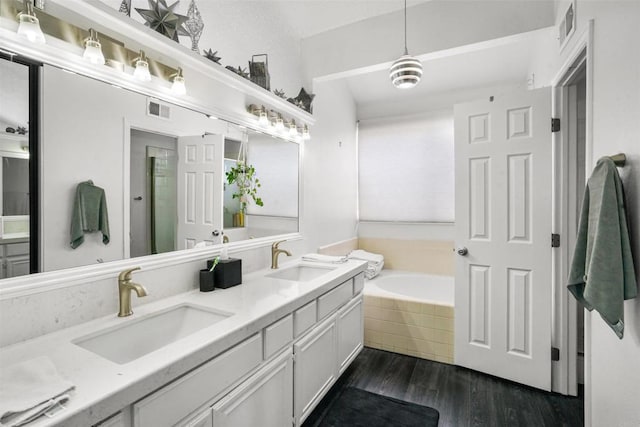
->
(389, 0), (422, 89)
(170, 67), (186, 95)
(17, 0), (45, 44)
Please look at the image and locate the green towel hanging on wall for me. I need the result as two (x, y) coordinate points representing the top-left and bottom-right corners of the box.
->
(70, 180), (110, 249)
(567, 157), (637, 339)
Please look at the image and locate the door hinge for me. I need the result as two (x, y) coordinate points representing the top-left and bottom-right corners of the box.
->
(551, 233), (560, 248)
(551, 118), (561, 132)
(551, 347), (560, 361)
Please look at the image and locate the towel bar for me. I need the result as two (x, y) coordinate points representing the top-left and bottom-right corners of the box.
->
(609, 153), (626, 167)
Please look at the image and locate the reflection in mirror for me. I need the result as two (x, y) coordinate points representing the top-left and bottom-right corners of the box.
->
(130, 130), (177, 257)
(0, 57), (32, 278)
(223, 132), (299, 243)
(1, 60), (301, 279)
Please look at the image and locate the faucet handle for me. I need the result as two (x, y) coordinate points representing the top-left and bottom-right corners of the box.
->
(119, 266), (141, 282)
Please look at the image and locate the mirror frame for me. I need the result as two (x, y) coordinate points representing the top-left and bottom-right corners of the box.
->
(0, 0), (309, 296)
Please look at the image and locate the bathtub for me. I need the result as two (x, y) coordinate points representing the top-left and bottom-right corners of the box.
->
(363, 270), (455, 364)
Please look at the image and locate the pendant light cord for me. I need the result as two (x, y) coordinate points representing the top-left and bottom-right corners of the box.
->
(404, 0), (408, 55)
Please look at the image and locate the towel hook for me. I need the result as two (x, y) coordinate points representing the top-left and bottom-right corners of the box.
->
(609, 153), (626, 167)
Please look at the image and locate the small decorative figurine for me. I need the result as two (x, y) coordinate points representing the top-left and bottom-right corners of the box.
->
(203, 48), (222, 64)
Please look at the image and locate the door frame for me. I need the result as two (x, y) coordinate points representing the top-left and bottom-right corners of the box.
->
(550, 20), (594, 398)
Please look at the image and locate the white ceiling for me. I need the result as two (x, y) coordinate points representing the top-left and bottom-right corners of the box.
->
(271, 0), (431, 39)
(346, 36), (538, 105)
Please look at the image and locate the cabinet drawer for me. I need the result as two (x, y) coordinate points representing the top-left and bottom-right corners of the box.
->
(133, 333), (262, 427)
(317, 279), (353, 320)
(294, 300), (317, 337)
(6, 243), (29, 256)
(264, 314), (293, 360)
(353, 272), (364, 295)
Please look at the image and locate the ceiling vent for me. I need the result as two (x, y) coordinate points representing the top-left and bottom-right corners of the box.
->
(147, 98), (171, 120)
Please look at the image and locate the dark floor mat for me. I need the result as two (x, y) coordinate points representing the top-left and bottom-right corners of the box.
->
(316, 386), (439, 427)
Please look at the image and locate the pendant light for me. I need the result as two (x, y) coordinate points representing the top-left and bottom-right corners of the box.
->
(17, 0), (45, 44)
(389, 0), (422, 89)
(83, 29), (105, 65)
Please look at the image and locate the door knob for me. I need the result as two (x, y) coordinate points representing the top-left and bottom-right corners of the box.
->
(212, 230), (221, 237)
(457, 247), (469, 256)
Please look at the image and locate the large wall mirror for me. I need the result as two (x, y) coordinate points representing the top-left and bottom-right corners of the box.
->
(0, 56), (300, 279)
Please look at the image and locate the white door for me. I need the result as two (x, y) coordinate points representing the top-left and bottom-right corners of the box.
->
(176, 134), (223, 249)
(454, 88), (552, 391)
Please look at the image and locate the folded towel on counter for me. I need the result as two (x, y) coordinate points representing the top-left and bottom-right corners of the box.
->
(348, 250), (384, 264)
(567, 157), (637, 339)
(0, 356), (75, 427)
(348, 250), (384, 279)
(301, 254), (348, 264)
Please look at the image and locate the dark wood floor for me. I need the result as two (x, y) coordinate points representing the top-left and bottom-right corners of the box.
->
(304, 347), (584, 427)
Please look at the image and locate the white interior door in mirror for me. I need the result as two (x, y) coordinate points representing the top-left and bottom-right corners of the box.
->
(454, 88), (552, 391)
(177, 134), (223, 249)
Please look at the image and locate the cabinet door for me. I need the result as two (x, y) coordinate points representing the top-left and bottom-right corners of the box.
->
(293, 314), (337, 426)
(184, 409), (212, 427)
(212, 349), (293, 427)
(337, 295), (364, 374)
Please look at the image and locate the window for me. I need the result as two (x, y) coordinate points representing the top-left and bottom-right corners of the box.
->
(358, 111), (454, 222)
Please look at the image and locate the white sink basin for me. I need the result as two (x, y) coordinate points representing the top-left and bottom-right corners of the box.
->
(267, 265), (336, 282)
(73, 304), (233, 364)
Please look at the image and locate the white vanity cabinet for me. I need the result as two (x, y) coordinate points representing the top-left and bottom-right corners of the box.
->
(93, 270), (365, 427)
(293, 314), (339, 425)
(337, 296), (364, 374)
(212, 348), (293, 427)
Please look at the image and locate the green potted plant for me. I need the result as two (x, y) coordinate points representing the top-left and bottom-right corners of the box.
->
(225, 161), (263, 227)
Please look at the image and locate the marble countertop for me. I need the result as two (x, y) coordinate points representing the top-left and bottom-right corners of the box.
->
(0, 258), (367, 426)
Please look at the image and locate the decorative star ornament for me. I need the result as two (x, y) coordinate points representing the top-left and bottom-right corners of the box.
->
(136, 0), (189, 42)
(288, 88), (315, 113)
(203, 48), (221, 64)
(273, 89), (287, 99)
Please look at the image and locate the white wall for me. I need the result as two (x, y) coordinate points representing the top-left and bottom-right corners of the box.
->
(288, 79), (358, 255)
(543, 2), (640, 425)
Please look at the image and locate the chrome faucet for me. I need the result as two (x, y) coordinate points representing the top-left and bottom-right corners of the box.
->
(271, 240), (291, 269)
(118, 267), (147, 317)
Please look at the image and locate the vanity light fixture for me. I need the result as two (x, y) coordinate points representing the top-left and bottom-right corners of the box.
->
(258, 106), (270, 127)
(302, 124), (311, 141)
(17, 0), (45, 44)
(133, 50), (151, 82)
(170, 67), (186, 95)
(389, 0), (422, 89)
(82, 28), (105, 65)
(288, 120), (298, 137)
(274, 113), (285, 132)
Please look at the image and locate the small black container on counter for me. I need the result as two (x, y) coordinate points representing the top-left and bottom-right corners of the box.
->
(207, 258), (242, 289)
(199, 269), (215, 292)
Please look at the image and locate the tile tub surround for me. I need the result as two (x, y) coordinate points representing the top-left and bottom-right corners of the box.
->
(358, 238), (454, 276)
(363, 295), (454, 364)
(0, 259), (367, 427)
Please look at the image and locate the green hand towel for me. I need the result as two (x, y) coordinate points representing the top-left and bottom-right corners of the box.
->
(70, 180), (110, 249)
(568, 157), (637, 339)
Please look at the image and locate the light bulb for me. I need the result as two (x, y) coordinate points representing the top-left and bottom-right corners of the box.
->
(133, 50), (151, 82)
(171, 67), (186, 95)
(258, 110), (269, 127)
(289, 121), (298, 137)
(83, 29), (105, 65)
(274, 115), (285, 132)
(302, 125), (311, 140)
(17, 1), (45, 44)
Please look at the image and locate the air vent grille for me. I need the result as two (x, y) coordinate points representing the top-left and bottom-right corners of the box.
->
(147, 98), (171, 120)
